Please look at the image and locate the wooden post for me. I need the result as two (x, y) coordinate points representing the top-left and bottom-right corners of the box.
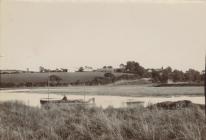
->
(0, 56), (3, 88)
(205, 55), (206, 119)
(48, 71), (50, 100)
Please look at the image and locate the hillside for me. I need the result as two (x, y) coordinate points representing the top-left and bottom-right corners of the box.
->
(0, 72), (132, 87)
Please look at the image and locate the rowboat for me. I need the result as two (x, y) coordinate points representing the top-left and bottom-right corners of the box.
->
(40, 71), (95, 107)
(40, 96), (95, 106)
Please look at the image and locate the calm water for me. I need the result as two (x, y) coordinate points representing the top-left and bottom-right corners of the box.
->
(0, 86), (204, 108)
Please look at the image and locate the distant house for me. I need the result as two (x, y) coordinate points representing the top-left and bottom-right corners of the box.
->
(39, 66), (68, 73)
(0, 70), (25, 74)
(60, 68), (68, 72)
(96, 66), (114, 73)
(39, 66), (46, 72)
(83, 66), (93, 72)
(146, 68), (164, 73)
(68, 68), (79, 72)
(167, 79), (174, 84)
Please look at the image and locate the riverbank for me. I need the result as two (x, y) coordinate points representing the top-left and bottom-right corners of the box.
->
(155, 83), (204, 87)
(0, 101), (205, 140)
(1, 85), (203, 97)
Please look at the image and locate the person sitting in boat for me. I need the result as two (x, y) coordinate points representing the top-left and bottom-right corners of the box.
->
(62, 95), (68, 101)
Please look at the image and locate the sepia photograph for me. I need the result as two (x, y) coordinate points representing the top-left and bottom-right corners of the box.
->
(0, 0), (206, 139)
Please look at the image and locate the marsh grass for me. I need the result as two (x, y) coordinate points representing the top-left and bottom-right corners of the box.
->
(0, 101), (205, 140)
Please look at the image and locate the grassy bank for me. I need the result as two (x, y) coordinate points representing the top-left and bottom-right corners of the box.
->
(1, 85), (203, 97)
(155, 83), (204, 87)
(0, 101), (205, 140)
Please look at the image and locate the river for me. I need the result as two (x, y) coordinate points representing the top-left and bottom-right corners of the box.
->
(0, 86), (204, 108)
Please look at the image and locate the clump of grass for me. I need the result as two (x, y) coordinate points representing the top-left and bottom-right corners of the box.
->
(0, 101), (205, 140)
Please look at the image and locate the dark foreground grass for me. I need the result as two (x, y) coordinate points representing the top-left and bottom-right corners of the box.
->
(0, 101), (205, 140)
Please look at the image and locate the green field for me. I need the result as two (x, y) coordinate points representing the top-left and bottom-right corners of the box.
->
(0, 72), (127, 84)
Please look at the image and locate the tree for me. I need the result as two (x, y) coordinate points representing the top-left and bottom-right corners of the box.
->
(172, 70), (184, 82)
(39, 66), (44, 72)
(158, 67), (173, 83)
(119, 63), (125, 69)
(104, 73), (115, 83)
(125, 61), (145, 76)
(184, 69), (201, 82)
(200, 70), (205, 81)
(49, 75), (62, 86)
(165, 66), (172, 73)
(160, 71), (169, 83)
(104, 73), (115, 78)
(78, 67), (84, 72)
(151, 70), (161, 83)
(25, 82), (33, 87)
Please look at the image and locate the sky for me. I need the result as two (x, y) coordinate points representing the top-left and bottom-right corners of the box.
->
(0, 0), (206, 72)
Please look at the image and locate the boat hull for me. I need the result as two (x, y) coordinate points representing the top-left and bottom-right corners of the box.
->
(40, 98), (95, 106)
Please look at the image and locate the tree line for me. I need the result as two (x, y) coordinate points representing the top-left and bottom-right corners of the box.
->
(0, 61), (204, 88)
(120, 61), (204, 83)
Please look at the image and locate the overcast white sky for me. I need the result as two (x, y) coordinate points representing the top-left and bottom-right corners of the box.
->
(0, 0), (206, 71)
